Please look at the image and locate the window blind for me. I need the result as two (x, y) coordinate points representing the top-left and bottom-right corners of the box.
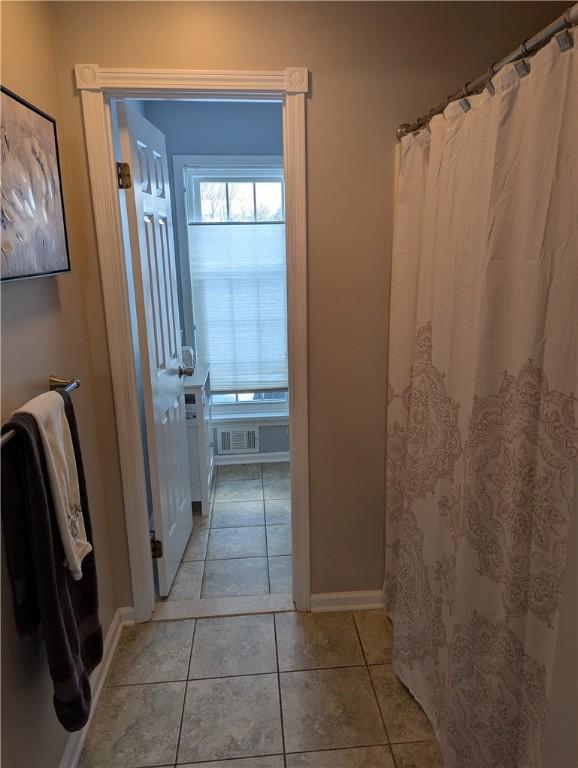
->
(188, 222), (288, 392)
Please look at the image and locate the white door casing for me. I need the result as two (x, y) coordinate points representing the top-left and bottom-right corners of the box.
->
(75, 66), (310, 620)
(118, 103), (192, 597)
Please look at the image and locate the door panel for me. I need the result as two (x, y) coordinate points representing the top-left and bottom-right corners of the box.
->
(118, 102), (191, 597)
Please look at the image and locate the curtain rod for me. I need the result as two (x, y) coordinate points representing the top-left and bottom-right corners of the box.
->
(396, 2), (578, 140)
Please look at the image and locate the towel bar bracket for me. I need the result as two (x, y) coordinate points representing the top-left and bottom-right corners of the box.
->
(49, 377), (81, 393)
(1, 376), (81, 449)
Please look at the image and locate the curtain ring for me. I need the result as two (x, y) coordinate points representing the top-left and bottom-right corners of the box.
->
(486, 62), (497, 96)
(521, 37), (531, 57)
(563, 7), (572, 28)
(460, 81), (471, 99)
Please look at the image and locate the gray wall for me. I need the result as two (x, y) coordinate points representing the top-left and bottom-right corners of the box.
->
(143, 100), (283, 156)
(1, 4), (127, 767)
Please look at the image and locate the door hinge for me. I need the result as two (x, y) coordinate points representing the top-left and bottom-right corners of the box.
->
(151, 538), (163, 559)
(116, 161), (132, 189)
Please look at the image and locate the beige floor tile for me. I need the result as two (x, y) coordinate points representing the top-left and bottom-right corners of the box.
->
(280, 667), (386, 753)
(263, 476), (291, 500)
(168, 561), (205, 600)
(180, 758), (284, 768)
(370, 665), (435, 743)
(79, 682), (185, 768)
(217, 464), (262, 481)
(262, 462), (290, 480)
(178, 674), (283, 763)
(183, 527), (209, 561)
(266, 524), (292, 556)
(265, 498), (291, 525)
(215, 477), (264, 502)
(107, 620), (195, 685)
(212, 500), (265, 528)
(202, 557), (269, 597)
(189, 614), (276, 678)
(392, 741), (443, 768)
(268, 556), (292, 594)
(193, 510), (211, 528)
(286, 746), (395, 767)
(353, 610), (392, 664)
(276, 612), (365, 671)
(207, 526), (267, 559)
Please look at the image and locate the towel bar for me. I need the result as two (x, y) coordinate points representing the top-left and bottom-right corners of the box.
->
(1, 377), (80, 449)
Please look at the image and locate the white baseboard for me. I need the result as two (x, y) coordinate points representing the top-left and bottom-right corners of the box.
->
(59, 606), (134, 768)
(310, 590), (385, 613)
(214, 451), (290, 466)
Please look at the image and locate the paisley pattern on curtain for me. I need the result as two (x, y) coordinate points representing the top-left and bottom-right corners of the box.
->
(386, 29), (577, 768)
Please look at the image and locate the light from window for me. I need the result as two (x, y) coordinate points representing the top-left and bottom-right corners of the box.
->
(256, 182), (283, 222)
(228, 182), (254, 222)
(197, 180), (284, 224)
(200, 181), (227, 222)
(212, 390), (288, 405)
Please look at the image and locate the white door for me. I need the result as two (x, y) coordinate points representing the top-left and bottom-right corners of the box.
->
(118, 102), (192, 597)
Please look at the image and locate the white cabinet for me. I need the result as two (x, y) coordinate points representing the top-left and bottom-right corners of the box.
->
(184, 364), (214, 516)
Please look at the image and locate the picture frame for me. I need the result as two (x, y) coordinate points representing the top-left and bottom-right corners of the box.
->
(1, 86), (70, 281)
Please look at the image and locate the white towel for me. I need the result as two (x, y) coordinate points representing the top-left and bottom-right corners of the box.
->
(17, 391), (92, 580)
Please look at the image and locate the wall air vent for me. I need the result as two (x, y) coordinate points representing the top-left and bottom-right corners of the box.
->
(217, 426), (259, 454)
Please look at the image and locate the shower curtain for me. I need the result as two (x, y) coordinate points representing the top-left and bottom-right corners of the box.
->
(386, 28), (577, 768)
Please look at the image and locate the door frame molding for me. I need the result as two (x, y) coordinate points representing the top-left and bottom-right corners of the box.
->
(75, 65), (311, 620)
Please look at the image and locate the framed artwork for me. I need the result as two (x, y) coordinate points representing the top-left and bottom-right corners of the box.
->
(1, 86), (70, 281)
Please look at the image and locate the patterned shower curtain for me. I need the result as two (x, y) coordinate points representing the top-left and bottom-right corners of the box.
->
(386, 28), (577, 768)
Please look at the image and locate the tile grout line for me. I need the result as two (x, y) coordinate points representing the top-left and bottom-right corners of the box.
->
(198, 532), (209, 598)
(134, 736), (436, 768)
(210, 523), (266, 529)
(273, 613), (289, 768)
(199, 553), (269, 562)
(264, 470), (272, 595)
(173, 617), (198, 766)
(284, 742), (403, 758)
(196, 490), (214, 599)
(135, 740), (431, 766)
(352, 613), (398, 767)
(106, 661), (395, 690)
(169, 752), (284, 766)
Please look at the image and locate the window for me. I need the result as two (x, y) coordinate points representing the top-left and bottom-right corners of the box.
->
(182, 159), (287, 396)
(197, 180), (283, 223)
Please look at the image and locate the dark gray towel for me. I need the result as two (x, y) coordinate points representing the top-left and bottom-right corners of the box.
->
(1, 389), (103, 731)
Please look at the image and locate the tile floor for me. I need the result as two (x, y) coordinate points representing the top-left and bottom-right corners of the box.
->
(80, 610), (443, 768)
(167, 463), (292, 601)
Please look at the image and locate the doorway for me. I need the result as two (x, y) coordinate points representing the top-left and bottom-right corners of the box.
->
(117, 98), (293, 609)
(75, 65), (310, 620)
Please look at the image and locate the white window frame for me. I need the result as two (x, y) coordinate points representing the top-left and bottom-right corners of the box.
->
(184, 164), (285, 223)
(174, 155), (285, 350)
(75, 65), (310, 620)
